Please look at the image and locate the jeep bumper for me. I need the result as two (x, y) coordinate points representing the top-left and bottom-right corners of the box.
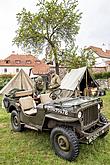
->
(80, 122), (110, 144)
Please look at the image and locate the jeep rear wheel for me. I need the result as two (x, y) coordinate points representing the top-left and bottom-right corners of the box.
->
(11, 110), (24, 132)
(99, 113), (109, 138)
(50, 126), (79, 161)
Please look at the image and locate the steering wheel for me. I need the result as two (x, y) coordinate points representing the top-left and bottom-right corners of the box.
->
(49, 89), (62, 100)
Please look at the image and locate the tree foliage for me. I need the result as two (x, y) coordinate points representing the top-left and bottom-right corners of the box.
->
(60, 47), (96, 69)
(13, 0), (82, 74)
(79, 48), (96, 67)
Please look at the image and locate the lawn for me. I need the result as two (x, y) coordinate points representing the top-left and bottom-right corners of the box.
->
(0, 93), (110, 165)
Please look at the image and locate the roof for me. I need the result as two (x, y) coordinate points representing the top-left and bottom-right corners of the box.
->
(32, 62), (50, 75)
(106, 61), (110, 65)
(0, 53), (38, 67)
(0, 53), (50, 75)
(88, 46), (110, 58)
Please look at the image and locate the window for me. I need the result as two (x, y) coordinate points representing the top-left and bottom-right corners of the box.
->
(4, 68), (7, 73)
(36, 61), (40, 64)
(26, 60), (31, 64)
(16, 68), (19, 72)
(5, 60), (10, 64)
(15, 60), (21, 64)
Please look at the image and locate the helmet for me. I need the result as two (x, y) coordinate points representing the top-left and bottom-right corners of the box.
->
(35, 76), (43, 82)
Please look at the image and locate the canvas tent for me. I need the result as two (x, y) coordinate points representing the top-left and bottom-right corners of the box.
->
(0, 69), (33, 96)
(60, 67), (99, 97)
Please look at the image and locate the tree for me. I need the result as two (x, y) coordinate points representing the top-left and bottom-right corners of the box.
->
(60, 47), (95, 69)
(13, 0), (82, 74)
(79, 48), (96, 67)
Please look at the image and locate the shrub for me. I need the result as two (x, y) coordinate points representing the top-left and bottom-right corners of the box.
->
(93, 72), (110, 79)
(0, 74), (13, 90)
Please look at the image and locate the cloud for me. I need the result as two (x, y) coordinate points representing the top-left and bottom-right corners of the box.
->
(0, 0), (110, 59)
(0, 0), (36, 59)
(76, 0), (110, 48)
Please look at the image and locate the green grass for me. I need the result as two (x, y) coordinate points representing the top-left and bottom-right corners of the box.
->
(0, 93), (110, 165)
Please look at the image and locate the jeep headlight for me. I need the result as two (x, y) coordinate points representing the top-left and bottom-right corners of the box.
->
(98, 104), (101, 110)
(78, 111), (82, 118)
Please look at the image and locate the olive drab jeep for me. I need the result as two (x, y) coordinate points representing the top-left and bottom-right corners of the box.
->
(3, 88), (110, 161)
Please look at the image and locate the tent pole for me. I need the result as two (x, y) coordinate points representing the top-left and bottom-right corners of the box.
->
(21, 70), (23, 89)
(86, 70), (88, 96)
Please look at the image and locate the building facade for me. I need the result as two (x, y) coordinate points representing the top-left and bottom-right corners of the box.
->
(88, 46), (110, 67)
(0, 53), (46, 75)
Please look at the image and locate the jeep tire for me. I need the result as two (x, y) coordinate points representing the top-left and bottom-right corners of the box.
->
(99, 113), (109, 138)
(50, 126), (79, 161)
(11, 110), (24, 132)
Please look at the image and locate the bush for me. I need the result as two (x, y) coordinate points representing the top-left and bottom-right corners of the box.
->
(0, 74), (13, 90)
(93, 72), (110, 79)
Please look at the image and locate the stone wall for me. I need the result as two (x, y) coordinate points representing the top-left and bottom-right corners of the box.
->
(96, 79), (110, 89)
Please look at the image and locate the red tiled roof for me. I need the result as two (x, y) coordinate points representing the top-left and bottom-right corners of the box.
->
(32, 63), (50, 74)
(87, 46), (110, 58)
(0, 53), (50, 75)
(0, 54), (38, 67)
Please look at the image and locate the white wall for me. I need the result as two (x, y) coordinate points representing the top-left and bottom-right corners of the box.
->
(0, 66), (32, 75)
(93, 53), (108, 67)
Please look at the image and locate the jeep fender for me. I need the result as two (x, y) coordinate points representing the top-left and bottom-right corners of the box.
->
(9, 103), (20, 113)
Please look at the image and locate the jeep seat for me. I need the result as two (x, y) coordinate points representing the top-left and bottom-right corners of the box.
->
(19, 96), (37, 115)
(40, 93), (52, 104)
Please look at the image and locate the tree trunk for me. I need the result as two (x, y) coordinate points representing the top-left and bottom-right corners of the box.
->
(55, 62), (59, 75)
(52, 45), (59, 75)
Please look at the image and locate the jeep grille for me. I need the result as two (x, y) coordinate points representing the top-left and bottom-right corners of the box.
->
(83, 104), (98, 126)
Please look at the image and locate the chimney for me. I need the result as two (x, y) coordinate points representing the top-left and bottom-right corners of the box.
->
(28, 51), (31, 54)
(12, 51), (15, 54)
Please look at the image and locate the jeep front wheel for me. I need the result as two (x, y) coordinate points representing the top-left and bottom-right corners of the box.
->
(50, 126), (79, 161)
(11, 110), (24, 132)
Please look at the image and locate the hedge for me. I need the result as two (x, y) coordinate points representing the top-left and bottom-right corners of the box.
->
(0, 74), (13, 90)
(93, 72), (110, 79)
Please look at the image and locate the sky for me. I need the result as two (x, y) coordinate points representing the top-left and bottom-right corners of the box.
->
(0, 0), (110, 59)
(76, 0), (110, 49)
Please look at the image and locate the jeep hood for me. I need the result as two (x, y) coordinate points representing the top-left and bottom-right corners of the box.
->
(46, 96), (101, 108)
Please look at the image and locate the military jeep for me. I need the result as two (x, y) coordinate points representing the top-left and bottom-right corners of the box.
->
(3, 88), (110, 161)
